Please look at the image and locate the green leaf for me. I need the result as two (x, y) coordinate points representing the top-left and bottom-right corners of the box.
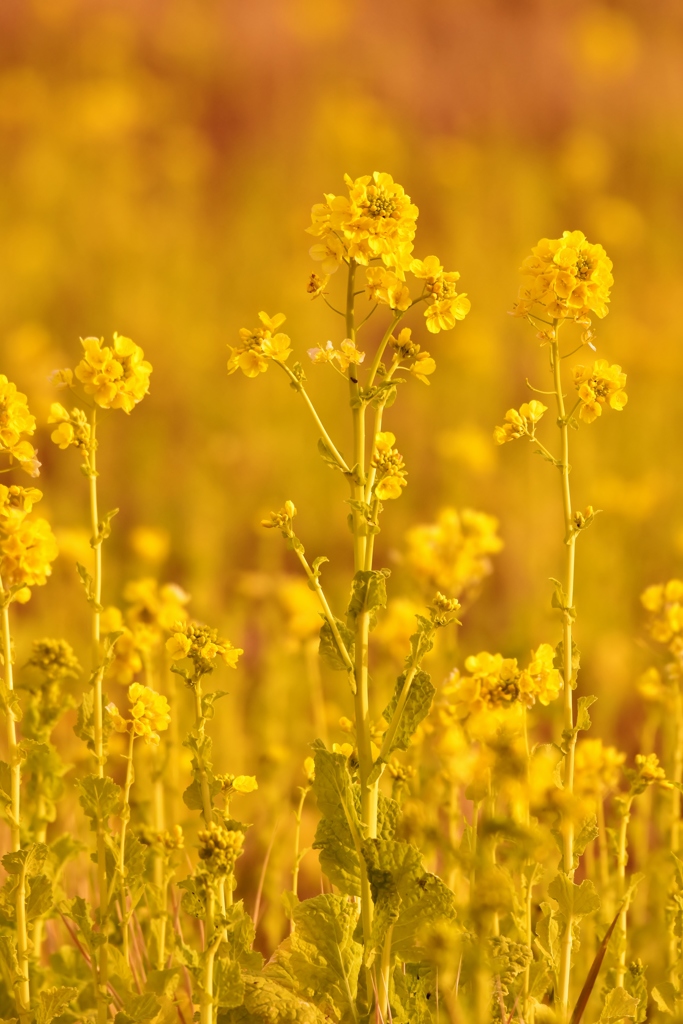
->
(114, 992), (160, 1024)
(178, 877), (205, 919)
(2, 842), (47, 877)
(0, 679), (22, 722)
(381, 669), (435, 753)
(311, 743), (362, 896)
(36, 986), (78, 1024)
(548, 873), (600, 921)
(318, 619), (354, 673)
(91, 508), (119, 548)
(0, 935), (18, 985)
(216, 959), (245, 1009)
(391, 963), (435, 1024)
(218, 974), (328, 1023)
(651, 984), (677, 1015)
(76, 562), (103, 612)
(202, 690), (230, 721)
(146, 969), (181, 997)
(26, 874), (53, 921)
(346, 569), (390, 629)
(573, 816), (599, 869)
(0, 761), (11, 812)
(312, 816), (361, 897)
(78, 774), (122, 829)
(317, 437), (344, 473)
(599, 987), (639, 1023)
(576, 695), (597, 733)
(266, 894), (361, 1022)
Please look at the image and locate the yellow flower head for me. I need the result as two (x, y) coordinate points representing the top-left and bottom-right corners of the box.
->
(47, 403), (90, 451)
(389, 328), (436, 384)
(517, 643), (562, 707)
(74, 333), (152, 413)
(123, 577), (191, 634)
(307, 338), (365, 372)
(575, 738), (626, 797)
(107, 682), (171, 746)
(405, 507), (503, 600)
(573, 360), (627, 423)
(365, 267), (411, 311)
(494, 400), (548, 445)
(165, 620), (243, 673)
(451, 651), (521, 720)
(0, 497), (58, 602)
(0, 376), (40, 477)
(641, 579), (683, 648)
(371, 432), (407, 500)
(514, 230), (613, 321)
(232, 775), (258, 794)
(411, 256), (471, 334)
(308, 172), (418, 277)
(228, 312), (291, 378)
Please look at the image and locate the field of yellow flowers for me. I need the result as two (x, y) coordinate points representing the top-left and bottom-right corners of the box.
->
(1, 3), (683, 1023)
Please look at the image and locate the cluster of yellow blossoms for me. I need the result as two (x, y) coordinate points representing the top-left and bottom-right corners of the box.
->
(573, 360), (627, 423)
(166, 620), (243, 672)
(389, 328), (436, 384)
(450, 644), (562, 720)
(575, 738), (626, 801)
(227, 312), (292, 378)
(410, 255), (471, 333)
(494, 400), (547, 445)
(197, 823), (245, 877)
(0, 376), (40, 477)
(404, 507), (503, 600)
(641, 579), (683, 651)
(54, 334), (152, 413)
(371, 432), (407, 500)
(102, 579), (191, 685)
(107, 682), (171, 746)
(47, 404), (90, 451)
(513, 229), (614, 320)
(307, 337), (365, 373)
(0, 485), (58, 602)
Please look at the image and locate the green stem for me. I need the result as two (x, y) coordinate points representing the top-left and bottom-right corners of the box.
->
(193, 682), (213, 825)
(89, 410), (109, 1024)
(291, 786), (309, 905)
(551, 329), (579, 1022)
(201, 889), (221, 1024)
(118, 731), (136, 968)
(279, 363), (350, 475)
(15, 861), (30, 1023)
(616, 796), (634, 989)
(378, 924), (394, 1018)
(292, 546), (355, 692)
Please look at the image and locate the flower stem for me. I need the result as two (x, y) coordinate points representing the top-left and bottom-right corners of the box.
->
(193, 681), (213, 825)
(551, 329), (579, 1022)
(118, 731), (136, 968)
(616, 795), (634, 988)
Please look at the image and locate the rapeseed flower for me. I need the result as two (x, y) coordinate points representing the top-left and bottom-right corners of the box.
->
(411, 256), (471, 333)
(227, 312), (291, 378)
(0, 494), (58, 602)
(107, 682), (171, 746)
(404, 506), (503, 599)
(166, 621), (243, 671)
(365, 267), (411, 310)
(573, 360), (627, 423)
(575, 738), (626, 798)
(308, 171), (418, 276)
(371, 431), (407, 500)
(389, 328), (436, 384)
(513, 229), (613, 320)
(494, 400), (548, 444)
(307, 338), (365, 372)
(517, 643), (563, 706)
(0, 376), (40, 476)
(74, 333), (152, 412)
(47, 404), (90, 452)
(641, 579), (683, 647)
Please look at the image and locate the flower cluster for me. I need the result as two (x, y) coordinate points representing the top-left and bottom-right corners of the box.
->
(0, 485), (58, 602)
(166, 621), (243, 675)
(371, 432), (407, 500)
(308, 171), (418, 277)
(410, 256), (471, 334)
(26, 638), (81, 681)
(227, 312), (292, 378)
(575, 738), (626, 798)
(107, 682), (171, 746)
(450, 643), (562, 720)
(573, 360), (627, 423)
(197, 823), (245, 876)
(430, 591), (462, 627)
(63, 333), (153, 413)
(47, 404), (91, 451)
(513, 230), (614, 320)
(404, 506), (503, 600)
(641, 579), (683, 651)
(365, 267), (411, 311)
(307, 338), (365, 373)
(0, 376), (40, 476)
(218, 773), (259, 796)
(494, 400), (547, 445)
(389, 328), (436, 384)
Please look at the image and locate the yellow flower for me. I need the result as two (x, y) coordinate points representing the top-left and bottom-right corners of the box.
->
(165, 621), (243, 671)
(365, 267), (411, 311)
(410, 256), (471, 334)
(371, 432), (407, 500)
(573, 360), (627, 423)
(451, 652), (521, 719)
(107, 682), (171, 746)
(641, 579), (683, 648)
(513, 230), (613, 320)
(405, 507), (503, 599)
(307, 338), (365, 372)
(0, 376), (40, 476)
(227, 312), (292, 378)
(575, 738), (626, 798)
(232, 775), (258, 794)
(74, 333), (152, 413)
(124, 577), (191, 634)
(307, 172), (418, 276)
(47, 403), (90, 452)
(517, 643), (562, 707)
(303, 757), (316, 784)
(166, 632), (192, 660)
(50, 422), (74, 449)
(494, 401), (548, 444)
(389, 328), (436, 384)
(0, 511), (58, 601)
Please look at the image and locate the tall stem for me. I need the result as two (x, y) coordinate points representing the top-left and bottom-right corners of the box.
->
(616, 796), (633, 989)
(118, 731), (136, 967)
(551, 331), (579, 1021)
(193, 682), (213, 825)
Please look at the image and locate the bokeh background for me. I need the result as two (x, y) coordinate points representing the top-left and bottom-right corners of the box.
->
(2, 0), (682, 947)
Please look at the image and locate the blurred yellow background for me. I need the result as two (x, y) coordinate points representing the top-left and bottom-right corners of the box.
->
(2, 0), (682, 940)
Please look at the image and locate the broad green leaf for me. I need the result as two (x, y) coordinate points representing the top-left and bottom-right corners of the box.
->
(215, 960), (245, 1009)
(391, 963), (436, 1024)
(313, 817), (361, 897)
(78, 774), (122, 829)
(311, 743), (361, 841)
(573, 816), (599, 869)
(346, 569), (390, 629)
(26, 874), (53, 921)
(218, 974), (328, 1023)
(223, 902), (264, 973)
(0, 935), (18, 984)
(36, 986), (78, 1024)
(576, 695), (598, 733)
(2, 842), (47, 877)
(114, 992), (160, 1024)
(651, 984), (677, 1015)
(536, 902), (560, 976)
(548, 873), (600, 921)
(266, 893), (361, 1022)
(381, 669), (435, 753)
(146, 969), (181, 997)
(318, 619), (354, 673)
(599, 987), (639, 1023)
(392, 874), (458, 964)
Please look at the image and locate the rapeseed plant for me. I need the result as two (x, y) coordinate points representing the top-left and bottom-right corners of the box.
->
(0, 175), (681, 1024)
